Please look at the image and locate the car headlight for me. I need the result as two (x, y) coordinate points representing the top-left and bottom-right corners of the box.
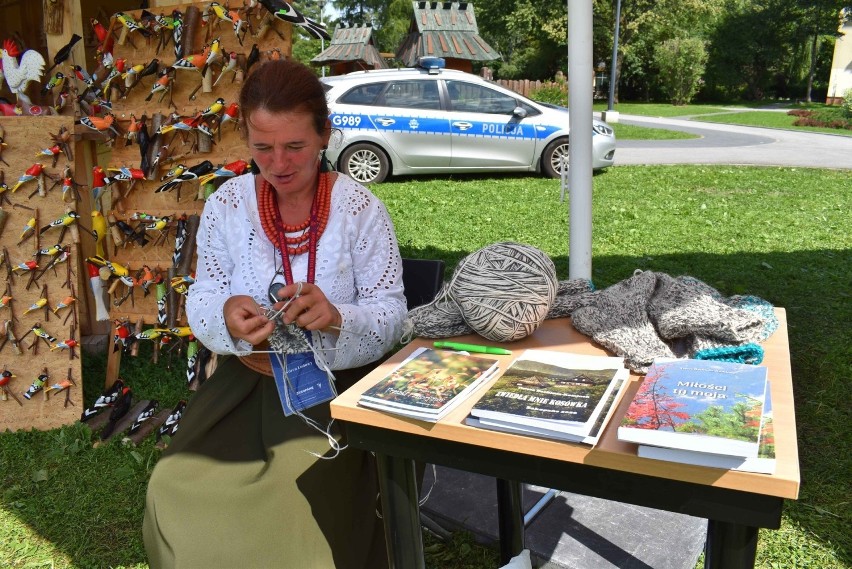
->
(593, 123), (614, 136)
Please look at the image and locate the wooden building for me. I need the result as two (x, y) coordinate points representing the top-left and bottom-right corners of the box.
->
(395, 1), (499, 73)
(312, 24), (389, 74)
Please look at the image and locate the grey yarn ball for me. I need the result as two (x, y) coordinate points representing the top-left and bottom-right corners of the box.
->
(451, 242), (558, 342)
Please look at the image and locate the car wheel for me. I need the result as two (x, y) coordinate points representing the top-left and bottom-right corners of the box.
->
(339, 143), (390, 184)
(541, 137), (569, 178)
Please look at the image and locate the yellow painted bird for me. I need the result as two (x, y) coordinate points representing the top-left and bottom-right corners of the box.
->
(115, 12), (152, 36)
(200, 97), (225, 119)
(91, 210), (108, 257)
(23, 298), (47, 315)
(39, 211), (80, 235)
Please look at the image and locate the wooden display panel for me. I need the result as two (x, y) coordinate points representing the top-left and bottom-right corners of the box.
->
(98, 4), (293, 383)
(0, 116), (85, 432)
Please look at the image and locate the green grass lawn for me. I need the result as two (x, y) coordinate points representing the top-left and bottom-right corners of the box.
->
(600, 101), (852, 137)
(2, 166), (850, 569)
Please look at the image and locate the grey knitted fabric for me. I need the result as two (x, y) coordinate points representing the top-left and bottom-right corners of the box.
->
(571, 270), (774, 372)
(546, 279), (598, 318)
(571, 270), (677, 371)
(648, 274), (767, 344)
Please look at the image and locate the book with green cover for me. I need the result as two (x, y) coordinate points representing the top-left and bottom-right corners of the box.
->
(618, 358), (769, 457)
(466, 369), (631, 445)
(358, 347), (499, 422)
(468, 351), (626, 437)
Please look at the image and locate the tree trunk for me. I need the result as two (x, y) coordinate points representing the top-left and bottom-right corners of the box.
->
(805, 33), (818, 103)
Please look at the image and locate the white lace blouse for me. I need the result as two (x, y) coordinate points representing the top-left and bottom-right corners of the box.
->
(186, 173), (407, 370)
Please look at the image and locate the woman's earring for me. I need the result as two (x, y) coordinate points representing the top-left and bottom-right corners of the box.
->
(320, 147), (330, 173)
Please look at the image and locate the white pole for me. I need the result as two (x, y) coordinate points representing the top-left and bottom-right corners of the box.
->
(320, 0), (326, 77)
(567, 0), (594, 281)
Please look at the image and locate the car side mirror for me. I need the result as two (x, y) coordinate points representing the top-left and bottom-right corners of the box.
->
(513, 107), (527, 118)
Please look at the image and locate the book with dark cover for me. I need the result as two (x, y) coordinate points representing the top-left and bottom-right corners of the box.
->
(358, 347), (499, 422)
(637, 386), (776, 473)
(468, 351), (626, 437)
(618, 359), (769, 457)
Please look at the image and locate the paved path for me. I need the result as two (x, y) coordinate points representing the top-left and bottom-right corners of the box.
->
(608, 114), (852, 170)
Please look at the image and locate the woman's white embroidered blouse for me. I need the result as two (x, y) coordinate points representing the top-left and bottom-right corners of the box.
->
(186, 173), (407, 370)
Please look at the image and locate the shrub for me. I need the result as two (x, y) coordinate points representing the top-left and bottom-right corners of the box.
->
(530, 81), (568, 106)
(841, 89), (852, 119)
(653, 36), (709, 106)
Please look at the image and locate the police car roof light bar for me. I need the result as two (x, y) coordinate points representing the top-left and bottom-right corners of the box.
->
(417, 56), (445, 74)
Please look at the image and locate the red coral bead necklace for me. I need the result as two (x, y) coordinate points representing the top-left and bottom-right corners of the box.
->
(258, 168), (331, 284)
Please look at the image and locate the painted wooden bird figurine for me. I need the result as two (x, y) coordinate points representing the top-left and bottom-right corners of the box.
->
(90, 18), (109, 44)
(145, 69), (173, 102)
(45, 34), (82, 76)
(217, 102), (240, 138)
(39, 210), (80, 235)
(41, 71), (67, 96)
(23, 371), (48, 400)
(128, 399), (159, 435)
(0, 39), (47, 106)
(92, 210), (109, 257)
(100, 386), (133, 440)
(214, 52), (238, 86)
(81, 378), (125, 421)
(258, 0), (330, 40)
(11, 163), (44, 192)
(115, 12), (153, 37)
(197, 159), (249, 185)
(76, 113), (121, 138)
(52, 295), (76, 315)
(157, 399), (187, 440)
(200, 97), (225, 119)
(22, 298), (47, 316)
(155, 161), (214, 193)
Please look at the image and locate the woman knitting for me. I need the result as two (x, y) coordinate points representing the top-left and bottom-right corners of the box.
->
(143, 59), (406, 568)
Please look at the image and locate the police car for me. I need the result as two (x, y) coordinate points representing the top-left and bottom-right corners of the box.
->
(321, 58), (616, 184)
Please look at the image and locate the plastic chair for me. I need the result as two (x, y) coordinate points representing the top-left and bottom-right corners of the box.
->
(401, 258), (445, 310)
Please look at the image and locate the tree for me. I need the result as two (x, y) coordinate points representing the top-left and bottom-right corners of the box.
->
(785, 1), (851, 102)
(653, 36), (709, 105)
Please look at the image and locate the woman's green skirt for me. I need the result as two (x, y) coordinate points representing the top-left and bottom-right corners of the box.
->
(143, 356), (387, 569)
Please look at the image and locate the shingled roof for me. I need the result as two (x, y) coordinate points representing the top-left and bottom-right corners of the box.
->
(396, 1), (499, 67)
(312, 25), (389, 70)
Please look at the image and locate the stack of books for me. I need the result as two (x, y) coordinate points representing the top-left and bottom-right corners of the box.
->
(617, 358), (775, 474)
(465, 350), (630, 445)
(358, 347), (500, 422)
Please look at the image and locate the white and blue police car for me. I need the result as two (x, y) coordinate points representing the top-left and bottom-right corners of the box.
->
(320, 57), (615, 184)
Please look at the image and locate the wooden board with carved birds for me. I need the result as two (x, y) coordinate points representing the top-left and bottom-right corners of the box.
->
(94, 1), (300, 333)
(0, 115), (86, 432)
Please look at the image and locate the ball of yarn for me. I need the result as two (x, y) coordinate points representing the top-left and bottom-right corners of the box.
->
(451, 242), (558, 342)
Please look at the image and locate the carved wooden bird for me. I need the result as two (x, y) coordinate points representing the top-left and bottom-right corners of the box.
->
(45, 34), (82, 76)
(0, 39), (47, 106)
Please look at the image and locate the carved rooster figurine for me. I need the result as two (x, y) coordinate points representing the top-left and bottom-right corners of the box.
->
(0, 38), (47, 106)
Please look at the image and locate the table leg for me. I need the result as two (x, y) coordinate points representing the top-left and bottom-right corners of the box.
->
(704, 520), (759, 569)
(376, 453), (425, 569)
(496, 478), (525, 565)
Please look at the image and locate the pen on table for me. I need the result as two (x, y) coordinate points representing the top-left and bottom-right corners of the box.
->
(433, 341), (512, 355)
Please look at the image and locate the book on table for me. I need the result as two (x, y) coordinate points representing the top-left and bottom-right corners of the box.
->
(637, 386), (776, 474)
(466, 350), (629, 442)
(357, 347), (500, 422)
(617, 358), (769, 458)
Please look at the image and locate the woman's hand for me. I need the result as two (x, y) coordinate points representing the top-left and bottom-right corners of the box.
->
(272, 281), (342, 333)
(223, 295), (275, 345)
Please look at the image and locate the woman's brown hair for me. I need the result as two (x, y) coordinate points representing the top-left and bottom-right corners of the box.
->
(239, 59), (329, 136)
